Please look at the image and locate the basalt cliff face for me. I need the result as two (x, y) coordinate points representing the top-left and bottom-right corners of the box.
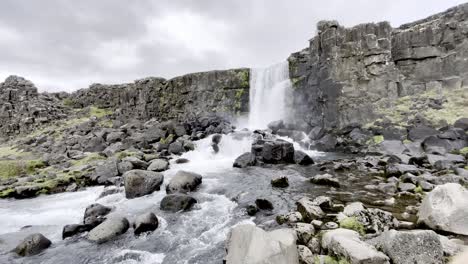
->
(288, 3), (468, 131)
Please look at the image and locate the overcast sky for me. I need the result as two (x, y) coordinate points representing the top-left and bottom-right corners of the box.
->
(0, 0), (466, 92)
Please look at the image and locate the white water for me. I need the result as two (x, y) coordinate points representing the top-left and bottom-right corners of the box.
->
(247, 61), (291, 130)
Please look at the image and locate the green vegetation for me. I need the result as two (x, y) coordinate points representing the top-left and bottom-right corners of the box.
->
(71, 153), (106, 166)
(62, 98), (74, 107)
(237, 70), (249, 88)
(0, 146), (28, 159)
(116, 150), (138, 160)
(459, 147), (468, 155)
(314, 255), (350, 264)
(339, 217), (365, 235)
(89, 106), (113, 118)
(159, 134), (174, 145)
(366, 135), (384, 145)
(0, 188), (15, 198)
(414, 185), (424, 194)
(0, 159), (46, 179)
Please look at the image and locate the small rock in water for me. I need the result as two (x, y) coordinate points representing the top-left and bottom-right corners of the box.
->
(175, 158), (190, 164)
(124, 170), (164, 199)
(246, 205), (258, 216)
(147, 159), (169, 172)
(255, 198), (274, 210)
(15, 233), (51, 256)
(160, 194), (197, 212)
(166, 170), (202, 194)
(233, 152), (256, 168)
(294, 150), (314, 165)
(83, 203), (112, 227)
(271, 176), (289, 188)
(212, 134), (222, 144)
(88, 216), (130, 244)
(65, 182), (78, 192)
(310, 173), (340, 188)
(63, 224), (92, 239)
(133, 212), (159, 235)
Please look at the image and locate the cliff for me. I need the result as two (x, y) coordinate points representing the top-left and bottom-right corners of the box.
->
(288, 3), (468, 132)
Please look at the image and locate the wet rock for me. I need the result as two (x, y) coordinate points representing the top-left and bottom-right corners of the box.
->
(255, 198), (274, 210)
(246, 204), (258, 216)
(271, 176), (289, 188)
(297, 245), (314, 264)
(175, 158), (189, 164)
(14, 233), (52, 257)
(371, 229), (443, 264)
(147, 159), (169, 172)
(418, 183), (468, 235)
(258, 139), (295, 164)
(310, 173), (340, 188)
(212, 134), (222, 144)
(211, 143), (220, 153)
(160, 194), (197, 212)
(294, 150), (314, 165)
(62, 224), (92, 239)
(408, 125), (438, 141)
(91, 157), (120, 185)
(123, 156), (148, 170)
(398, 182), (416, 192)
(276, 211), (303, 225)
(98, 187), (122, 198)
(168, 141), (184, 155)
(342, 202), (398, 234)
(308, 126), (325, 140)
(133, 212), (159, 235)
(267, 120), (285, 134)
(233, 152), (256, 168)
(88, 216), (130, 244)
(293, 223), (315, 244)
(83, 203), (112, 228)
(124, 170), (164, 199)
(321, 229), (389, 264)
(166, 170), (202, 194)
(225, 224), (299, 264)
(296, 197), (325, 222)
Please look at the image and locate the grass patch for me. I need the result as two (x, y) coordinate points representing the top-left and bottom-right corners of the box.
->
(0, 146), (28, 159)
(71, 153), (106, 166)
(63, 98), (73, 107)
(339, 217), (365, 235)
(0, 160), (46, 179)
(314, 255), (350, 264)
(414, 185), (424, 194)
(0, 188), (15, 198)
(89, 106), (112, 118)
(366, 135), (384, 145)
(459, 147), (468, 155)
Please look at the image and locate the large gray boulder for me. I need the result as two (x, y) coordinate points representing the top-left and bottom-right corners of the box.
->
(166, 170), (202, 194)
(160, 194), (197, 212)
(225, 224), (299, 264)
(87, 216), (130, 244)
(83, 203), (112, 227)
(124, 170), (164, 199)
(15, 233), (51, 257)
(91, 157), (119, 184)
(133, 212), (159, 235)
(259, 140), (295, 164)
(321, 228), (389, 264)
(418, 183), (468, 235)
(233, 152), (256, 168)
(371, 229), (443, 264)
(296, 197), (325, 222)
(147, 159), (169, 172)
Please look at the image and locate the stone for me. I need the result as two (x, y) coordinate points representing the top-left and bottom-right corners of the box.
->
(408, 125), (438, 141)
(212, 134), (222, 144)
(259, 140), (295, 164)
(225, 224), (299, 264)
(418, 183), (468, 235)
(324, 222), (339, 230)
(147, 159), (169, 172)
(168, 141), (184, 155)
(166, 170), (202, 194)
(14, 233), (52, 257)
(297, 245), (314, 264)
(91, 157), (119, 184)
(372, 229), (443, 264)
(233, 152), (256, 168)
(87, 216), (130, 244)
(454, 117), (468, 131)
(398, 182), (416, 192)
(293, 223), (315, 244)
(271, 176), (289, 188)
(175, 158), (189, 164)
(296, 197), (325, 222)
(83, 203), (112, 227)
(307, 237), (321, 254)
(246, 205), (258, 216)
(123, 156), (148, 170)
(63, 224), (92, 239)
(106, 131), (126, 143)
(123, 170), (164, 199)
(322, 229), (389, 264)
(160, 194), (197, 212)
(255, 198), (274, 210)
(386, 164), (419, 177)
(422, 136), (453, 155)
(276, 211), (303, 225)
(294, 150), (314, 165)
(133, 212), (159, 235)
(310, 173), (340, 188)
(117, 160), (134, 175)
(267, 120), (285, 133)
(343, 202), (398, 234)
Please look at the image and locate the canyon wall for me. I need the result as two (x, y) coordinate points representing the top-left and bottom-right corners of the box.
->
(288, 3), (468, 131)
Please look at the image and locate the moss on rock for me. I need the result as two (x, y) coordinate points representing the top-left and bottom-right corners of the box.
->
(339, 217), (365, 235)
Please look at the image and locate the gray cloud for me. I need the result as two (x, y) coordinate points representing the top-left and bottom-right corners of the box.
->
(0, 0), (466, 92)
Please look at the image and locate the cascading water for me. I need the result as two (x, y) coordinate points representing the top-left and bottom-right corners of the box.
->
(246, 61), (291, 130)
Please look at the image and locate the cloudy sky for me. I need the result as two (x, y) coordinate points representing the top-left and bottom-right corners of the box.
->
(0, 0), (466, 92)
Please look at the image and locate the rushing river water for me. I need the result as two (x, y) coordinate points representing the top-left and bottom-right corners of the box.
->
(0, 62), (420, 263)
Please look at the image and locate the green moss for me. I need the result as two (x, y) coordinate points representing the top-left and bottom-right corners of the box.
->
(89, 106), (113, 118)
(237, 70), (250, 88)
(63, 98), (73, 107)
(403, 139), (412, 144)
(0, 159), (45, 179)
(115, 150), (138, 160)
(339, 217), (365, 235)
(0, 188), (15, 198)
(314, 256), (350, 264)
(459, 147), (468, 155)
(0, 146), (28, 159)
(71, 153), (105, 166)
(414, 185), (424, 194)
(366, 135), (384, 145)
(159, 134), (174, 145)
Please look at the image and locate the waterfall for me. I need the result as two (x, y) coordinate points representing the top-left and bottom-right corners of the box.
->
(247, 61), (291, 130)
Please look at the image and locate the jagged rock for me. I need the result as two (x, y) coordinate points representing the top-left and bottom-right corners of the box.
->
(294, 150), (314, 165)
(255, 198), (274, 210)
(123, 170), (164, 199)
(87, 216), (129, 244)
(166, 170), (202, 194)
(418, 183), (468, 235)
(307, 237), (321, 254)
(233, 152), (256, 168)
(225, 224), (299, 264)
(133, 212), (159, 235)
(310, 174), (340, 188)
(91, 157), (119, 185)
(297, 245), (314, 264)
(296, 197), (325, 222)
(271, 176), (289, 188)
(168, 141), (184, 155)
(386, 164), (419, 177)
(276, 211), (303, 225)
(246, 205), (258, 216)
(408, 126), (438, 141)
(321, 229), (389, 264)
(123, 156), (148, 170)
(63, 224), (92, 239)
(398, 182), (416, 192)
(106, 131), (126, 143)
(454, 117), (468, 131)
(83, 203), (112, 227)
(14, 233), (52, 257)
(293, 223), (315, 245)
(160, 194), (197, 212)
(147, 159), (169, 172)
(255, 139), (295, 164)
(342, 202), (398, 234)
(371, 229), (443, 264)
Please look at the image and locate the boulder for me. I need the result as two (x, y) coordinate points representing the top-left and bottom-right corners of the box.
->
(233, 152), (256, 168)
(133, 212), (159, 235)
(83, 203), (112, 227)
(267, 120), (285, 133)
(372, 229), (443, 264)
(408, 125), (438, 141)
(271, 176), (289, 188)
(276, 211), (303, 225)
(294, 150), (314, 165)
(246, 205), (258, 216)
(168, 141), (184, 155)
(123, 170), (164, 199)
(422, 136), (453, 155)
(297, 245), (314, 264)
(147, 159), (169, 172)
(418, 183), (468, 235)
(321, 229), (389, 264)
(386, 164), (419, 177)
(160, 194), (197, 212)
(123, 156), (148, 170)
(293, 223), (315, 245)
(258, 140), (295, 164)
(63, 224), (92, 239)
(212, 134), (222, 144)
(310, 173), (340, 188)
(342, 202), (398, 234)
(14, 233), (51, 257)
(91, 157), (119, 184)
(296, 197), (325, 222)
(225, 224), (299, 264)
(166, 170), (202, 194)
(106, 131), (126, 143)
(255, 198), (274, 210)
(87, 216), (130, 244)
(454, 117), (468, 131)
